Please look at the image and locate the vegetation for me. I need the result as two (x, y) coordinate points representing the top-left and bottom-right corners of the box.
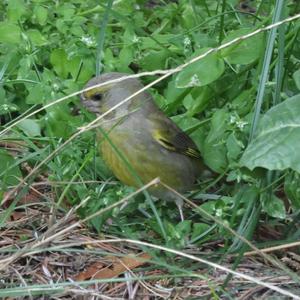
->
(0, 0), (300, 298)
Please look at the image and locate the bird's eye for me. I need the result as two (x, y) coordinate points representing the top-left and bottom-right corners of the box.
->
(92, 93), (103, 101)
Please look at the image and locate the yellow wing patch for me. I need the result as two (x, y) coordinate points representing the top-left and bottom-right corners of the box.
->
(152, 129), (201, 159)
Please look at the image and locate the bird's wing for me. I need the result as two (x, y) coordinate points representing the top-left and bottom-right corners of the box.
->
(150, 115), (201, 159)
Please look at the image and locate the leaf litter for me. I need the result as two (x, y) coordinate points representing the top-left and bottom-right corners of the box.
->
(1, 183), (300, 299)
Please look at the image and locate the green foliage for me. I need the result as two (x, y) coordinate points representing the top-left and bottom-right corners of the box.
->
(0, 149), (22, 187)
(17, 119), (41, 137)
(221, 29), (264, 65)
(240, 94), (300, 173)
(0, 0), (300, 256)
(175, 48), (225, 88)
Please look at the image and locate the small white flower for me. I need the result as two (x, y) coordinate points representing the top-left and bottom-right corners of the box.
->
(81, 35), (96, 47)
(230, 115), (237, 124)
(2, 104), (9, 111)
(187, 74), (200, 87)
(53, 83), (59, 91)
(132, 35), (139, 43)
(236, 120), (248, 130)
(183, 37), (191, 47)
(216, 208), (223, 217)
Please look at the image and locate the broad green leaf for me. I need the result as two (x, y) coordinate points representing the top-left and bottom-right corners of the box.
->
(45, 105), (74, 138)
(206, 109), (228, 143)
(203, 143), (227, 173)
(262, 194), (286, 219)
(50, 49), (69, 78)
(0, 22), (21, 44)
(17, 119), (41, 137)
(119, 46), (134, 72)
(183, 86), (211, 116)
(293, 69), (300, 90)
(231, 89), (255, 116)
(164, 79), (189, 113)
(139, 34), (176, 50)
(67, 56), (82, 79)
(182, 93), (194, 113)
(7, 0), (27, 22)
(26, 84), (46, 104)
(175, 220), (192, 237)
(221, 28), (264, 65)
(175, 48), (225, 88)
(140, 50), (168, 71)
(191, 223), (211, 241)
(226, 133), (244, 162)
(203, 109), (229, 172)
(68, 57), (94, 82)
(0, 149), (22, 186)
(240, 94), (300, 172)
(172, 114), (201, 131)
(55, 19), (68, 34)
(18, 56), (38, 80)
(70, 24), (84, 37)
(56, 3), (75, 20)
(33, 5), (48, 25)
(181, 5), (197, 29)
(27, 29), (48, 46)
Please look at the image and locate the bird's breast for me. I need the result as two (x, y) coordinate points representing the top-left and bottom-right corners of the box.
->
(99, 128), (201, 193)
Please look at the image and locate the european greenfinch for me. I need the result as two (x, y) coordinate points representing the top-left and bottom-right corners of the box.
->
(80, 73), (205, 220)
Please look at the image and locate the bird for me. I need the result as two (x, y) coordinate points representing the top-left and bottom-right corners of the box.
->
(80, 72), (205, 221)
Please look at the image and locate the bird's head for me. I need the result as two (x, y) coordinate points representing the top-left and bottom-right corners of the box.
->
(80, 72), (146, 117)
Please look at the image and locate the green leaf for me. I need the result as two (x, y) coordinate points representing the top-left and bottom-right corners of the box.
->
(0, 22), (21, 44)
(68, 57), (94, 82)
(262, 194), (286, 219)
(17, 119), (41, 137)
(50, 49), (69, 78)
(293, 69), (300, 90)
(203, 109), (228, 172)
(240, 94), (300, 172)
(175, 220), (192, 237)
(27, 29), (48, 46)
(191, 223), (211, 241)
(118, 46), (134, 72)
(7, 0), (27, 22)
(226, 133), (244, 162)
(206, 109), (228, 142)
(221, 28), (264, 65)
(33, 5), (48, 25)
(164, 79), (189, 112)
(175, 48), (225, 88)
(56, 3), (75, 20)
(45, 105), (74, 138)
(140, 50), (169, 71)
(26, 84), (46, 104)
(183, 86), (211, 116)
(0, 149), (22, 187)
(172, 114), (201, 131)
(181, 5), (197, 29)
(284, 172), (300, 209)
(231, 89), (254, 116)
